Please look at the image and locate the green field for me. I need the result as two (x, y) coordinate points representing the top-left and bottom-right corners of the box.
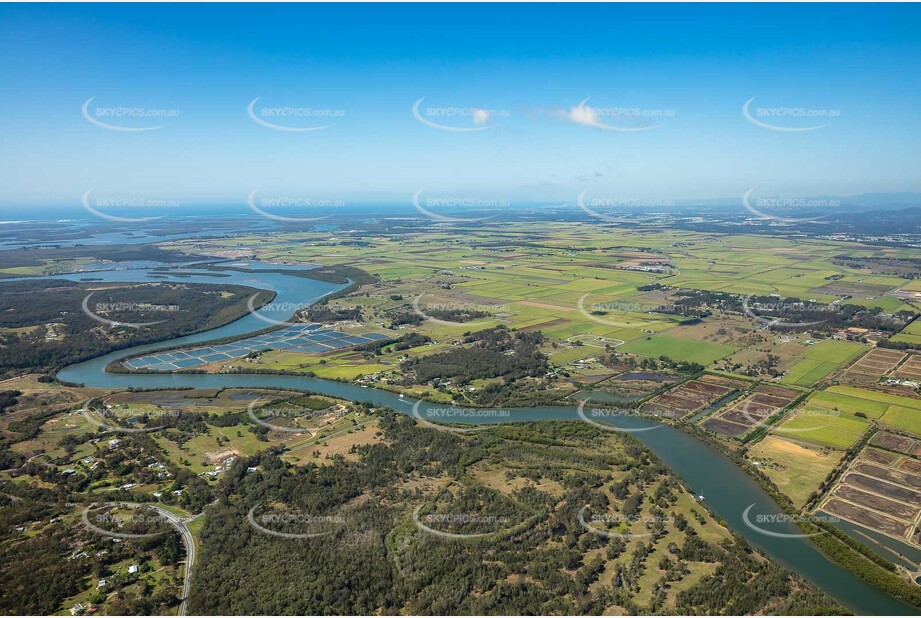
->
(619, 334), (737, 365)
(880, 405), (921, 434)
(777, 408), (870, 449)
(175, 225), (921, 380)
(817, 385), (921, 433)
(891, 318), (921, 345)
(779, 385), (921, 445)
(154, 424), (271, 474)
(808, 390), (889, 419)
(781, 339), (867, 386)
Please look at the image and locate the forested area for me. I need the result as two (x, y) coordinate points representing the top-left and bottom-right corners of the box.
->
(423, 307), (491, 322)
(640, 286), (914, 335)
(0, 279), (273, 374)
(0, 497), (184, 615)
(0, 244), (200, 278)
(401, 326), (548, 384)
(189, 414), (842, 615)
(306, 304), (362, 323)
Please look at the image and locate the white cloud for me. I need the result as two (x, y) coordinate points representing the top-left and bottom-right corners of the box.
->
(548, 98), (659, 132)
(567, 98), (602, 128)
(472, 109), (490, 126)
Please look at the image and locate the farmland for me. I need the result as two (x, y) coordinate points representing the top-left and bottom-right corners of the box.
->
(701, 384), (802, 439)
(891, 353), (921, 382)
(176, 223), (917, 359)
(6, 220), (921, 613)
(842, 347), (908, 383)
(157, 223), (918, 409)
(815, 430), (921, 560)
(641, 375), (745, 420)
(743, 385), (921, 557)
(781, 339), (868, 387)
(891, 320), (921, 346)
(748, 435), (845, 507)
(620, 335), (738, 365)
(813, 386), (921, 434)
(776, 407), (870, 449)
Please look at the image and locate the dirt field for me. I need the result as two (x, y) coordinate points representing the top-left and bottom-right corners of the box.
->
(853, 462), (921, 489)
(862, 447), (900, 465)
(640, 378), (733, 419)
(891, 354), (921, 381)
(283, 420), (382, 465)
(699, 374), (750, 389)
(701, 417), (748, 437)
(722, 410), (757, 425)
(703, 384), (800, 438)
(816, 429), (921, 547)
(811, 281), (895, 296)
(871, 430), (915, 453)
(842, 348), (906, 383)
(843, 473), (921, 503)
(833, 485), (919, 520)
(755, 384), (804, 398)
(205, 448), (240, 464)
(899, 458), (921, 475)
(823, 499), (914, 538)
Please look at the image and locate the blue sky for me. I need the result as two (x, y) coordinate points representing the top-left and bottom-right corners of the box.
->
(1, 3), (920, 209)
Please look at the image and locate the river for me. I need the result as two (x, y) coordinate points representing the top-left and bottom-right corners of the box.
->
(43, 261), (916, 615)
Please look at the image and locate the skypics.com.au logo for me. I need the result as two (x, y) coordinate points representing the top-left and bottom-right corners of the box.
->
(576, 401), (661, 434)
(412, 97), (509, 132)
(741, 294), (840, 330)
(584, 298), (676, 315)
(410, 401), (509, 434)
(742, 97), (840, 132)
(411, 294), (507, 327)
(578, 506), (674, 539)
(81, 189), (179, 223)
(247, 189), (345, 223)
(247, 97), (345, 132)
(412, 505), (511, 540)
(81, 293), (179, 328)
(577, 189), (675, 223)
(577, 293), (670, 330)
(81, 401), (183, 434)
(82, 97), (178, 132)
(246, 399), (339, 435)
(247, 504), (346, 539)
(738, 400), (837, 436)
(82, 503), (173, 540)
(411, 189), (508, 223)
(556, 98), (674, 132)
(741, 505), (840, 539)
(245, 292), (338, 327)
(742, 189), (836, 223)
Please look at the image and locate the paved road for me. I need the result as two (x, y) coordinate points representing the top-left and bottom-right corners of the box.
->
(147, 506), (197, 616)
(86, 502), (198, 616)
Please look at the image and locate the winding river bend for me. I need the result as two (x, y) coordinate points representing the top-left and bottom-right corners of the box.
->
(47, 262), (916, 615)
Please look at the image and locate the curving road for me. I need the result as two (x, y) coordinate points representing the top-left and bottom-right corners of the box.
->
(91, 503), (197, 615)
(150, 506), (197, 616)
